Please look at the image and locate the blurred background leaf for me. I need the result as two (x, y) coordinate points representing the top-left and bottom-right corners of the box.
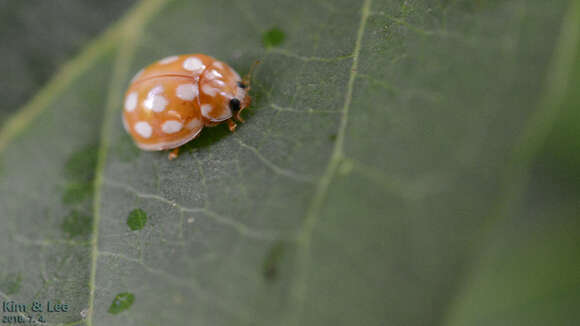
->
(0, 0), (136, 125)
(0, 0), (579, 326)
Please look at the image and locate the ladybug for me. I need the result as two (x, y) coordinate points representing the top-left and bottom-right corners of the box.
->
(122, 54), (253, 159)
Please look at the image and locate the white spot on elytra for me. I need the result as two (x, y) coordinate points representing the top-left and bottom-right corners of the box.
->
(144, 85), (168, 112)
(213, 62), (224, 69)
(207, 69), (223, 79)
(159, 55), (178, 64)
(211, 79), (226, 87)
(201, 104), (229, 120)
(201, 104), (213, 116)
(134, 121), (152, 138)
(183, 57), (205, 72)
(186, 118), (202, 130)
(187, 217), (195, 223)
(124, 92), (138, 112)
(162, 120), (183, 134)
(202, 84), (218, 96)
(176, 83), (198, 101)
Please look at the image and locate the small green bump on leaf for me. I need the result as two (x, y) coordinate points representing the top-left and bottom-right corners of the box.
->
(108, 292), (135, 315)
(64, 144), (99, 182)
(61, 210), (92, 238)
(127, 208), (147, 231)
(329, 133), (337, 142)
(0, 273), (22, 295)
(262, 27), (285, 48)
(62, 182), (93, 204)
(262, 241), (286, 281)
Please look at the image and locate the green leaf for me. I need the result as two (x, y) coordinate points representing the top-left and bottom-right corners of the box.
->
(262, 240), (287, 281)
(1, 0), (579, 326)
(0, 273), (22, 295)
(61, 210), (93, 238)
(126, 209), (147, 231)
(107, 292), (135, 315)
(0, 0), (137, 125)
(262, 27), (286, 48)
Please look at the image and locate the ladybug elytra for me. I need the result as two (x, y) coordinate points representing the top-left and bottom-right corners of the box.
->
(122, 54), (252, 159)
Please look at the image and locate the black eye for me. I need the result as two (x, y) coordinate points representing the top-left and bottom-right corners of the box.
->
(229, 98), (241, 111)
(237, 81), (247, 89)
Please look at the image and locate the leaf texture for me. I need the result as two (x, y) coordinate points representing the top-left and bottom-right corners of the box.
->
(0, 0), (579, 325)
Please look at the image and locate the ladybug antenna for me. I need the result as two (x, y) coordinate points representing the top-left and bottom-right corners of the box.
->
(242, 60), (261, 87)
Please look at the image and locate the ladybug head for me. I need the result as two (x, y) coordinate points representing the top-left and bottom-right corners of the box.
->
(232, 60), (259, 121)
(236, 81), (251, 107)
(229, 98), (241, 112)
(230, 84), (251, 122)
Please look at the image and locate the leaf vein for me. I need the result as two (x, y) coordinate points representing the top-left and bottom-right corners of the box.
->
(287, 0), (372, 323)
(267, 47), (355, 62)
(103, 178), (280, 240)
(87, 0), (172, 324)
(235, 137), (316, 183)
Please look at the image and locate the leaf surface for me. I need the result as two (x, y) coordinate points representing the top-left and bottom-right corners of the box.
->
(0, 0), (137, 124)
(0, 0), (579, 325)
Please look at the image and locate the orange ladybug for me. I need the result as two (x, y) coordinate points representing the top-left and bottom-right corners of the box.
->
(122, 54), (252, 159)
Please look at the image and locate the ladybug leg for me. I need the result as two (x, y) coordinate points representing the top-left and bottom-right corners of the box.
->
(168, 147), (180, 160)
(234, 110), (245, 123)
(234, 94), (251, 123)
(227, 119), (237, 132)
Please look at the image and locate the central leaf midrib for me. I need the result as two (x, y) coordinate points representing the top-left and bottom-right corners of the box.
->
(286, 0), (373, 323)
(86, 0), (172, 325)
